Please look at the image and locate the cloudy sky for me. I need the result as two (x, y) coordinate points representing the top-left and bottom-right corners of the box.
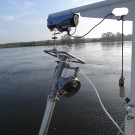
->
(0, 0), (132, 44)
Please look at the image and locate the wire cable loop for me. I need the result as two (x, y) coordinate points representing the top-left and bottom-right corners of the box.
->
(68, 13), (115, 38)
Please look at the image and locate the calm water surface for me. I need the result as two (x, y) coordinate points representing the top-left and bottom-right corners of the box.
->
(0, 42), (132, 135)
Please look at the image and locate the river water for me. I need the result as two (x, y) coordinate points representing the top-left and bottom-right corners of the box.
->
(0, 42), (132, 135)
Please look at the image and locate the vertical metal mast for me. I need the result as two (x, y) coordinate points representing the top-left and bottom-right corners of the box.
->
(125, 2), (135, 134)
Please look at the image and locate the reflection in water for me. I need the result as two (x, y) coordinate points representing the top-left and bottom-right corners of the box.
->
(101, 41), (122, 46)
(69, 43), (85, 51)
(101, 41), (131, 46)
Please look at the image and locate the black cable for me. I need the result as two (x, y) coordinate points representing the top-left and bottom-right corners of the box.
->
(121, 17), (124, 78)
(121, 20), (124, 78)
(118, 15), (125, 79)
(70, 27), (77, 36)
(118, 15), (125, 87)
(67, 13), (115, 38)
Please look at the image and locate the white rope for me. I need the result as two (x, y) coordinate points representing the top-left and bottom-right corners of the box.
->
(117, 120), (125, 135)
(80, 69), (125, 135)
(55, 43), (125, 134)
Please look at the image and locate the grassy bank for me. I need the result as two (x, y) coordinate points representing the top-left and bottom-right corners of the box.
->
(0, 41), (55, 49)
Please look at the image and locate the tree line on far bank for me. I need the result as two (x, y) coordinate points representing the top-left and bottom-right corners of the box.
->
(23, 32), (132, 45)
(0, 32), (132, 48)
(60, 32), (132, 44)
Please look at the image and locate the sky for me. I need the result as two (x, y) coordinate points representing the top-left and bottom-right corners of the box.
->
(0, 0), (133, 44)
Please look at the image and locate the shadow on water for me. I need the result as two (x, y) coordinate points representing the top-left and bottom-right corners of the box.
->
(0, 42), (132, 135)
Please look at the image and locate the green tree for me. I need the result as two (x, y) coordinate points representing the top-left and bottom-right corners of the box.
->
(101, 32), (115, 42)
(102, 32), (114, 38)
(116, 32), (122, 41)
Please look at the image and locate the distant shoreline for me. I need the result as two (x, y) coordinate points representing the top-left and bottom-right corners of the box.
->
(0, 32), (132, 49)
(0, 40), (132, 49)
(0, 44), (50, 49)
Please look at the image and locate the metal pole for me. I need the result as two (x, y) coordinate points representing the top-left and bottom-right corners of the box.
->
(39, 56), (67, 135)
(125, 3), (135, 134)
(38, 96), (56, 135)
